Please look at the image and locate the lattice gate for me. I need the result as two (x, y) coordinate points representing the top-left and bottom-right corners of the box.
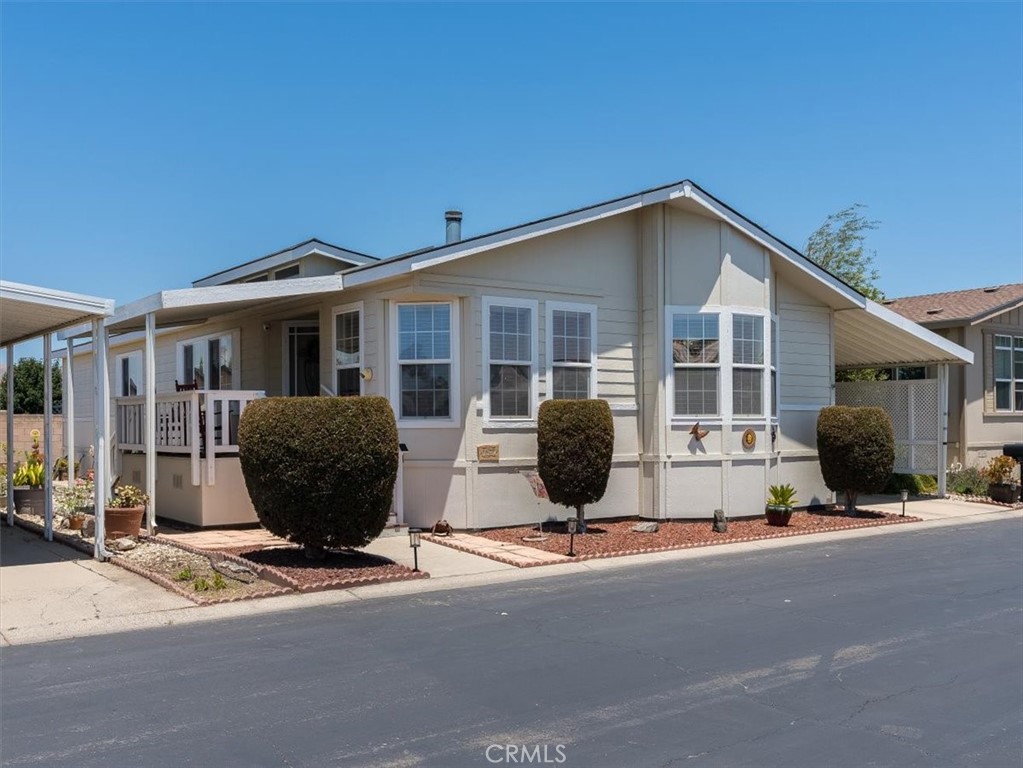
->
(835, 379), (941, 475)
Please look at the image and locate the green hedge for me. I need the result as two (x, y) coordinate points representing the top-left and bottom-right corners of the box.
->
(817, 405), (895, 514)
(238, 396), (398, 552)
(537, 399), (614, 530)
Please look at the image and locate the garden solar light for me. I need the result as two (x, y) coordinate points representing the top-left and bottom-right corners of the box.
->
(566, 517), (578, 557)
(900, 488), (908, 516)
(408, 528), (421, 572)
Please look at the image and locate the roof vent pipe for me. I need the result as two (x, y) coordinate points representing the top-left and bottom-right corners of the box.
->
(445, 210), (462, 244)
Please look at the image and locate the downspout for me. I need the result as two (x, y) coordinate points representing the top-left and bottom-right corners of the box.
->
(938, 363), (949, 498)
(64, 339), (75, 485)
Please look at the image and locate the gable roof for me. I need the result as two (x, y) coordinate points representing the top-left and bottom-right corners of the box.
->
(884, 284), (1023, 327)
(192, 238), (377, 287)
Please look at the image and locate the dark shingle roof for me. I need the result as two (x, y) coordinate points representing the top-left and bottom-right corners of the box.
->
(885, 284), (1023, 325)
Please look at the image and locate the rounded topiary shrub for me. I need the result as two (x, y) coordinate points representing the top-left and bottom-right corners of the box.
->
(238, 396), (399, 554)
(817, 405), (895, 514)
(537, 399), (614, 531)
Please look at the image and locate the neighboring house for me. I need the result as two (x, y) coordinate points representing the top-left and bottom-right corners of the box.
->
(64, 180), (971, 530)
(886, 284), (1023, 469)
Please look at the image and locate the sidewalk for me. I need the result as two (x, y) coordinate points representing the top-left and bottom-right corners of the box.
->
(2, 497), (1019, 647)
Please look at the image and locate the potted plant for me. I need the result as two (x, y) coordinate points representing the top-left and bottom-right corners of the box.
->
(766, 483), (798, 526)
(982, 456), (1020, 504)
(12, 432), (46, 516)
(104, 484), (149, 539)
(55, 476), (95, 531)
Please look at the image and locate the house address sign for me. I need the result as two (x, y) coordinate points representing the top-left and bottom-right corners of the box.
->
(477, 444), (500, 462)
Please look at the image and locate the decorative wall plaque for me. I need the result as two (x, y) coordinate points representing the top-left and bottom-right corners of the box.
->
(741, 428), (757, 450)
(477, 444), (500, 462)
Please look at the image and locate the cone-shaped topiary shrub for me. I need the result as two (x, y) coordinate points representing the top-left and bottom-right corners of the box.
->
(238, 396), (399, 555)
(817, 405), (895, 515)
(537, 399), (614, 532)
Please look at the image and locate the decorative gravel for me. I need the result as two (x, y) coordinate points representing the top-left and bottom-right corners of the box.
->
(472, 510), (920, 561)
(112, 540), (291, 604)
(217, 546), (429, 593)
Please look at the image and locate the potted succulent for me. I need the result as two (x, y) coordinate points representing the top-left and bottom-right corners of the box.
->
(982, 456), (1020, 504)
(12, 432), (46, 516)
(104, 484), (149, 539)
(765, 483), (798, 526)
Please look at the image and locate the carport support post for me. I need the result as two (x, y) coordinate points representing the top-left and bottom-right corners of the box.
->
(64, 338), (75, 484)
(43, 333), (53, 541)
(92, 319), (112, 560)
(5, 343), (14, 525)
(144, 312), (156, 533)
(938, 363), (949, 498)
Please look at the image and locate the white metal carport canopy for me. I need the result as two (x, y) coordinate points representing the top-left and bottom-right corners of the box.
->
(0, 280), (115, 560)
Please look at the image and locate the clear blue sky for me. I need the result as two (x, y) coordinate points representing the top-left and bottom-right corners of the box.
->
(2, 2), (1022, 314)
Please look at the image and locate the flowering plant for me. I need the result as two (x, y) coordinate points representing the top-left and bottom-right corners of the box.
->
(108, 484), (149, 509)
(55, 477), (95, 519)
(12, 434), (45, 489)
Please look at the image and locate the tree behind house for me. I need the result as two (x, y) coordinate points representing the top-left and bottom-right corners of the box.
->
(0, 359), (62, 414)
(805, 204), (884, 302)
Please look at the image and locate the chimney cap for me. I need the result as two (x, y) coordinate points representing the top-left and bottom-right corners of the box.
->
(444, 210), (463, 221)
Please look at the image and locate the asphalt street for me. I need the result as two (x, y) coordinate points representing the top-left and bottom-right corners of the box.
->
(1, 519), (1021, 768)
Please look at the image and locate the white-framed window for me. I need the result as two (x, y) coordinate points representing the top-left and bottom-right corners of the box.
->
(115, 351), (143, 397)
(391, 300), (460, 426)
(732, 314), (765, 416)
(546, 301), (598, 400)
(993, 334), (1023, 412)
(666, 307), (774, 422)
(670, 310), (721, 416)
(333, 302), (363, 397)
(483, 297), (538, 421)
(176, 331), (238, 390)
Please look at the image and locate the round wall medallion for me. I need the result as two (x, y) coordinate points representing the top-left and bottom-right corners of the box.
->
(742, 428), (756, 450)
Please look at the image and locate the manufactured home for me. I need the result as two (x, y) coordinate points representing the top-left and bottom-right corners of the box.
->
(64, 180), (972, 530)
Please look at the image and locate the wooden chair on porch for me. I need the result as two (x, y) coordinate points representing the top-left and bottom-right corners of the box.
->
(175, 380), (207, 456)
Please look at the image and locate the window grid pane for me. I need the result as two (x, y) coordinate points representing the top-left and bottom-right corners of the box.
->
(553, 367), (590, 400)
(400, 363), (451, 419)
(674, 369), (719, 415)
(398, 305), (451, 362)
(490, 364), (530, 417)
(552, 310), (591, 364)
(335, 311), (361, 368)
(733, 368), (764, 416)
(337, 368), (361, 397)
(672, 314), (719, 364)
(733, 315), (764, 365)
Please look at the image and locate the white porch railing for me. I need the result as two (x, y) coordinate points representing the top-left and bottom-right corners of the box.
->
(115, 390), (264, 486)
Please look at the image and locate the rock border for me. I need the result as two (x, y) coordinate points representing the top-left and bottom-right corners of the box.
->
(946, 493), (1023, 510)
(154, 535), (431, 593)
(426, 514), (922, 568)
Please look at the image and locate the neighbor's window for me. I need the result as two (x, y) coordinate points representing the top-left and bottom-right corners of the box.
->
(672, 313), (720, 416)
(179, 333), (235, 390)
(274, 264), (301, 280)
(116, 351), (143, 397)
(993, 334), (1023, 412)
(732, 314), (765, 416)
(334, 305), (362, 397)
(548, 302), (597, 400)
(397, 303), (453, 419)
(485, 298), (536, 419)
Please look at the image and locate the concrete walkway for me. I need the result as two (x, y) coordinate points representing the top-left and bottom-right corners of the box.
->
(1, 496), (1018, 647)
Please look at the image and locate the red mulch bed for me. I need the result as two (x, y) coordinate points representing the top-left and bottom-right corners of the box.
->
(472, 509), (919, 561)
(217, 545), (429, 593)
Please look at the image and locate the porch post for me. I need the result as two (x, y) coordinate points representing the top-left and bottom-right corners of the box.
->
(5, 343), (14, 525)
(938, 363), (949, 498)
(64, 338), (75, 484)
(92, 319), (112, 560)
(144, 312), (157, 533)
(43, 333), (54, 541)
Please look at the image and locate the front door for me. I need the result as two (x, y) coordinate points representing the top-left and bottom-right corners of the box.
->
(284, 322), (320, 396)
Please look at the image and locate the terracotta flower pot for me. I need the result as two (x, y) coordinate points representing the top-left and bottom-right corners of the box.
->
(68, 516), (85, 531)
(104, 506), (145, 538)
(13, 487), (45, 516)
(765, 504), (793, 527)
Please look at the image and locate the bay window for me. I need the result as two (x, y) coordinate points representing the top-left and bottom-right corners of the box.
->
(484, 297), (537, 420)
(732, 314), (765, 416)
(394, 301), (459, 423)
